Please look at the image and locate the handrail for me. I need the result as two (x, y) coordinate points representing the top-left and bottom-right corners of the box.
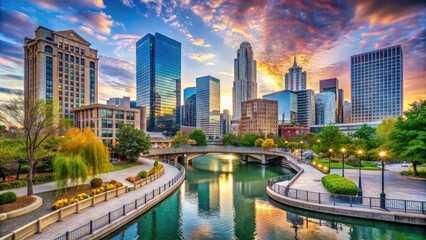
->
(53, 160), (186, 240)
(268, 181), (426, 214)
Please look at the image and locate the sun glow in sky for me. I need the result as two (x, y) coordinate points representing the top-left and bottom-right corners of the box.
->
(0, 0), (425, 112)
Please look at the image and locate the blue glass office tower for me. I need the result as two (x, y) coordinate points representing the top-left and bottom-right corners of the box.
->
(351, 45), (403, 123)
(263, 90), (298, 124)
(136, 33), (181, 133)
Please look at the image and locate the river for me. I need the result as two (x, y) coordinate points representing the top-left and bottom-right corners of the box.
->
(108, 153), (426, 240)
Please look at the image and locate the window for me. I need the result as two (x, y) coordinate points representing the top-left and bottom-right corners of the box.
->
(59, 42), (63, 48)
(102, 119), (113, 128)
(45, 46), (53, 53)
(65, 54), (68, 61)
(115, 110), (124, 119)
(81, 49), (85, 55)
(76, 57), (79, 64)
(90, 61), (95, 69)
(65, 44), (68, 51)
(58, 52), (63, 59)
(81, 58), (85, 65)
(126, 111), (135, 120)
(115, 120), (124, 128)
(101, 109), (113, 118)
(70, 55), (74, 62)
(70, 46), (74, 52)
(101, 130), (113, 138)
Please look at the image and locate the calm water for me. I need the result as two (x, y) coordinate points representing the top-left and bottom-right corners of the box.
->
(109, 153), (426, 240)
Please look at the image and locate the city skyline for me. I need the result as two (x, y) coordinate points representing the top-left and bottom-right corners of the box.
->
(0, 0), (425, 112)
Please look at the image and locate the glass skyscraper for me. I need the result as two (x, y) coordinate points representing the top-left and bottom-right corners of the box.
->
(315, 92), (336, 125)
(285, 56), (306, 91)
(263, 90), (298, 125)
(136, 32), (181, 133)
(319, 78), (344, 123)
(196, 76), (221, 139)
(351, 45), (403, 122)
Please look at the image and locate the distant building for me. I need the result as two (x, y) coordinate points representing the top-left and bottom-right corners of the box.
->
(136, 32), (181, 133)
(184, 94), (196, 127)
(319, 78), (343, 123)
(315, 92), (336, 125)
(343, 101), (352, 123)
(230, 120), (240, 135)
(239, 99), (278, 136)
(196, 76), (221, 139)
(351, 45), (403, 122)
(232, 41), (257, 120)
(263, 90), (298, 124)
(220, 109), (231, 136)
(73, 104), (141, 147)
(183, 87), (196, 102)
(285, 56), (306, 91)
(106, 97), (131, 108)
(310, 122), (381, 135)
(293, 90), (315, 126)
(278, 125), (310, 138)
(24, 26), (98, 119)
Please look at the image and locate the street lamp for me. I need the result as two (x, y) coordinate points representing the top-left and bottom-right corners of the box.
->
(357, 150), (363, 197)
(379, 151), (387, 209)
(328, 149), (333, 173)
(341, 148), (346, 177)
(300, 141), (304, 163)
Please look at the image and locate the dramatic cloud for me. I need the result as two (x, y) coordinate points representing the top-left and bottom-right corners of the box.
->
(217, 71), (233, 77)
(30, 0), (106, 11)
(79, 11), (114, 35)
(121, 0), (136, 8)
(0, 87), (20, 94)
(188, 53), (216, 62)
(0, 74), (23, 81)
(0, 9), (37, 42)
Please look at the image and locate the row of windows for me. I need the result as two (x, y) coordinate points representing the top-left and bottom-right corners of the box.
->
(46, 56), (53, 100)
(351, 47), (401, 64)
(59, 97), (85, 104)
(58, 42), (85, 55)
(59, 80), (85, 87)
(58, 52), (86, 65)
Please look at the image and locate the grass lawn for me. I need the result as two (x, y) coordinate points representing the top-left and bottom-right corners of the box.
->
(111, 161), (142, 171)
(314, 158), (381, 170)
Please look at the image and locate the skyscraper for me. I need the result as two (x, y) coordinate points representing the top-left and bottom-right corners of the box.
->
(319, 78), (344, 123)
(136, 32), (181, 133)
(232, 41), (257, 120)
(315, 92), (336, 125)
(240, 99), (278, 136)
(293, 90), (315, 126)
(220, 109), (231, 136)
(343, 101), (352, 123)
(196, 76), (221, 139)
(24, 26), (98, 119)
(263, 90), (298, 124)
(183, 87), (196, 127)
(351, 45), (403, 122)
(285, 56), (306, 91)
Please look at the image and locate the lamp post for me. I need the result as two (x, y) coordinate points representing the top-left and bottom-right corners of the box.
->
(379, 151), (386, 209)
(357, 150), (363, 197)
(341, 148), (346, 177)
(314, 139), (320, 161)
(300, 141), (304, 163)
(328, 149), (333, 173)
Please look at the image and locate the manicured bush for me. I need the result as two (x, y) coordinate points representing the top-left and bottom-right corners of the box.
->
(90, 178), (103, 188)
(0, 181), (27, 190)
(138, 170), (148, 179)
(321, 174), (358, 195)
(32, 175), (54, 184)
(0, 191), (17, 205)
(154, 160), (159, 168)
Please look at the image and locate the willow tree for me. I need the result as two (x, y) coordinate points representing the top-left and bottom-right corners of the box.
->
(53, 153), (88, 189)
(60, 128), (111, 176)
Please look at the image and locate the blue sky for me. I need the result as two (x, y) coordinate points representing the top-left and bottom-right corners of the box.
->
(0, 0), (425, 111)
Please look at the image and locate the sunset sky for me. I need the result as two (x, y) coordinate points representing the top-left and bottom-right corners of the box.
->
(0, 0), (425, 112)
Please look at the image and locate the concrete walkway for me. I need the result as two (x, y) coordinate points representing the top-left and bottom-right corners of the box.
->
(20, 158), (178, 240)
(277, 163), (328, 193)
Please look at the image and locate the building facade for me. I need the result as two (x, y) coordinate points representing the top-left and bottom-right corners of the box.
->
(106, 97), (131, 108)
(315, 92), (336, 125)
(136, 32), (181, 133)
(343, 101), (352, 123)
(310, 122), (381, 135)
(278, 125), (310, 138)
(232, 41), (257, 120)
(24, 26), (98, 119)
(351, 45), (403, 122)
(220, 109), (231, 136)
(293, 90), (315, 126)
(319, 78), (344, 123)
(263, 90), (298, 124)
(239, 99), (278, 136)
(184, 94), (196, 127)
(196, 76), (221, 139)
(73, 104), (141, 147)
(285, 56), (306, 91)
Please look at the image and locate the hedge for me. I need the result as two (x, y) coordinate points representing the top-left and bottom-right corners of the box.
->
(0, 192), (17, 205)
(321, 174), (358, 195)
(90, 178), (103, 188)
(0, 175), (55, 190)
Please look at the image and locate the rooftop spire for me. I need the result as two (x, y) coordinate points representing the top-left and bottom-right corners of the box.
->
(292, 55), (298, 68)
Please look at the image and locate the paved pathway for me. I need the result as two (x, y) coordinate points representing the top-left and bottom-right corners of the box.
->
(277, 163), (328, 193)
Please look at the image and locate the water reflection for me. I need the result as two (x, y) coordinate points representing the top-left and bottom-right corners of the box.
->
(109, 154), (426, 240)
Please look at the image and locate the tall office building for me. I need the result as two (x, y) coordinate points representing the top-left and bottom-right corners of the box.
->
(293, 90), (315, 126)
(319, 78), (344, 123)
(220, 109), (231, 136)
(106, 97), (131, 108)
(183, 87), (196, 102)
(343, 101), (352, 123)
(232, 41), (257, 120)
(239, 99), (278, 136)
(285, 56), (306, 91)
(24, 26), (98, 119)
(196, 76), (221, 139)
(315, 92), (336, 125)
(351, 45), (403, 122)
(263, 90), (298, 124)
(136, 32), (181, 133)
(184, 94), (196, 127)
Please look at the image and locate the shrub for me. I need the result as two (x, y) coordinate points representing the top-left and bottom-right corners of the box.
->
(0, 192), (17, 205)
(90, 178), (103, 188)
(126, 176), (135, 183)
(154, 160), (159, 168)
(32, 175), (54, 184)
(321, 174), (358, 195)
(0, 181), (27, 190)
(138, 170), (148, 179)
(91, 180), (124, 196)
(148, 169), (156, 176)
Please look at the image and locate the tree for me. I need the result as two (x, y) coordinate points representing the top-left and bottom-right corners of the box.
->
(240, 133), (258, 146)
(317, 126), (346, 154)
(261, 138), (276, 149)
(172, 131), (189, 146)
(116, 124), (151, 161)
(376, 118), (396, 148)
(53, 153), (88, 189)
(189, 129), (207, 146)
(287, 142), (299, 152)
(61, 128), (111, 176)
(352, 124), (378, 151)
(255, 138), (264, 147)
(0, 94), (68, 195)
(222, 134), (239, 146)
(390, 100), (426, 176)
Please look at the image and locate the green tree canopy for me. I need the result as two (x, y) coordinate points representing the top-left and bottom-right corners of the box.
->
(53, 153), (88, 189)
(352, 124), (378, 151)
(172, 131), (190, 146)
(222, 134), (239, 146)
(261, 138), (277, 149)
(189, 129), (207, 146)
(116, 124), (152, 161)
(317, 126), (347, 154)
(390, 100), (426, 176)
(376, 118), (396, 148)
(240, 133), (258, 146)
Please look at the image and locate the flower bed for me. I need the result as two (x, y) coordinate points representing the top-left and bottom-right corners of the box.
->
(321, 174), (358, 195)
(125, 161), (164, 183)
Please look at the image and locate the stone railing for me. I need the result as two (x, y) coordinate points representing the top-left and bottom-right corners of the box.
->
(133, 167), (164, 190)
